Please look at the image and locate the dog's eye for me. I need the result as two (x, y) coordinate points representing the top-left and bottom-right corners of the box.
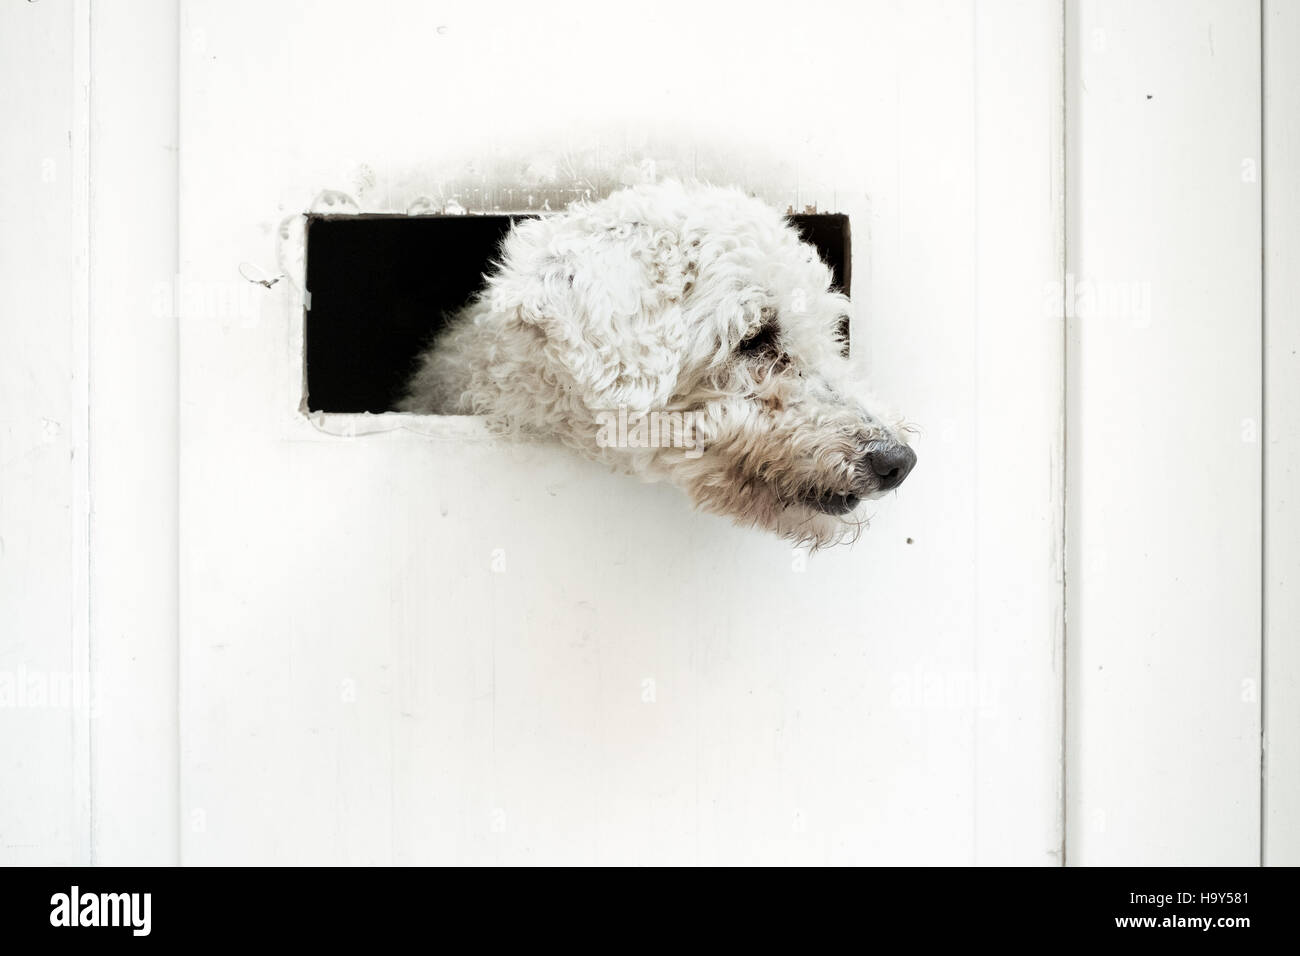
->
(737, 322), (779, 356)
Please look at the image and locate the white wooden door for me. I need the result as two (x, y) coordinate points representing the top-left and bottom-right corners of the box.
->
(174, 0), (1064, 864)
(7, 0), (1290, 867)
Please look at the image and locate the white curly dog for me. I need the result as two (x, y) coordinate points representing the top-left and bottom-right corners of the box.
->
(400, 181), (915, 547)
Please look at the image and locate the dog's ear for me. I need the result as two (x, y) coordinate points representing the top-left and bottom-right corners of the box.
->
(489, 217), (686, 413)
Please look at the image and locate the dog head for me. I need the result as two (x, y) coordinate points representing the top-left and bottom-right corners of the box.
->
(483, 181), (916, 547)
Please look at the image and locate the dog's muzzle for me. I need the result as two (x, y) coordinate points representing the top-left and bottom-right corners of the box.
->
(805, 442), (916, 514)
(809, 491), (861, 515)
(864, 443), (916, 493)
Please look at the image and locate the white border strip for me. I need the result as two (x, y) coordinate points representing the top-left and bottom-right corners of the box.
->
(1263, 0), (1300, 867)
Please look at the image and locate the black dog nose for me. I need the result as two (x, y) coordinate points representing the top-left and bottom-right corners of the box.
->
(865, 444), (916, 491)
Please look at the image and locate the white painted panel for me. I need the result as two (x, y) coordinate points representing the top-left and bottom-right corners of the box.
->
(87, 0), (181, 865)
(178, 0), (1063, 864)
(1264, 0), (1300, 867)
(1065, 0), (1262, 865)
(973, 0), (1066, 864)
(0, 0), (91, 865)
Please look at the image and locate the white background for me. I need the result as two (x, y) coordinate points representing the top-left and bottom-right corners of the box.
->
(0, 0), (1294, 866)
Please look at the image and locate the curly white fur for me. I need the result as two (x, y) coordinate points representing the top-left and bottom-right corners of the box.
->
(400, 181), (915, 548)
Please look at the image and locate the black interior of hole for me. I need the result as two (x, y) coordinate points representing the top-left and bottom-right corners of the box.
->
(304, 212), (851, 413)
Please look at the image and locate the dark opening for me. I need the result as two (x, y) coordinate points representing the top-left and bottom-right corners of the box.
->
(303, 212), (851, 413)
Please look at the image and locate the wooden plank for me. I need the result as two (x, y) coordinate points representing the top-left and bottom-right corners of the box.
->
(0, 0), (92, 865)
(87, 0), (181, 865)
(1264, 0), (1300, 867)
(973, 0), (1067, 865)
(1065, 0), (1262, 865)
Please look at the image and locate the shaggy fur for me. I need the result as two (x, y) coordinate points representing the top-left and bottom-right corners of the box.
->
(400, 181), (915, 547)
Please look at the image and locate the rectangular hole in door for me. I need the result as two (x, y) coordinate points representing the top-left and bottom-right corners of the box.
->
(303, 212), (851, 413)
